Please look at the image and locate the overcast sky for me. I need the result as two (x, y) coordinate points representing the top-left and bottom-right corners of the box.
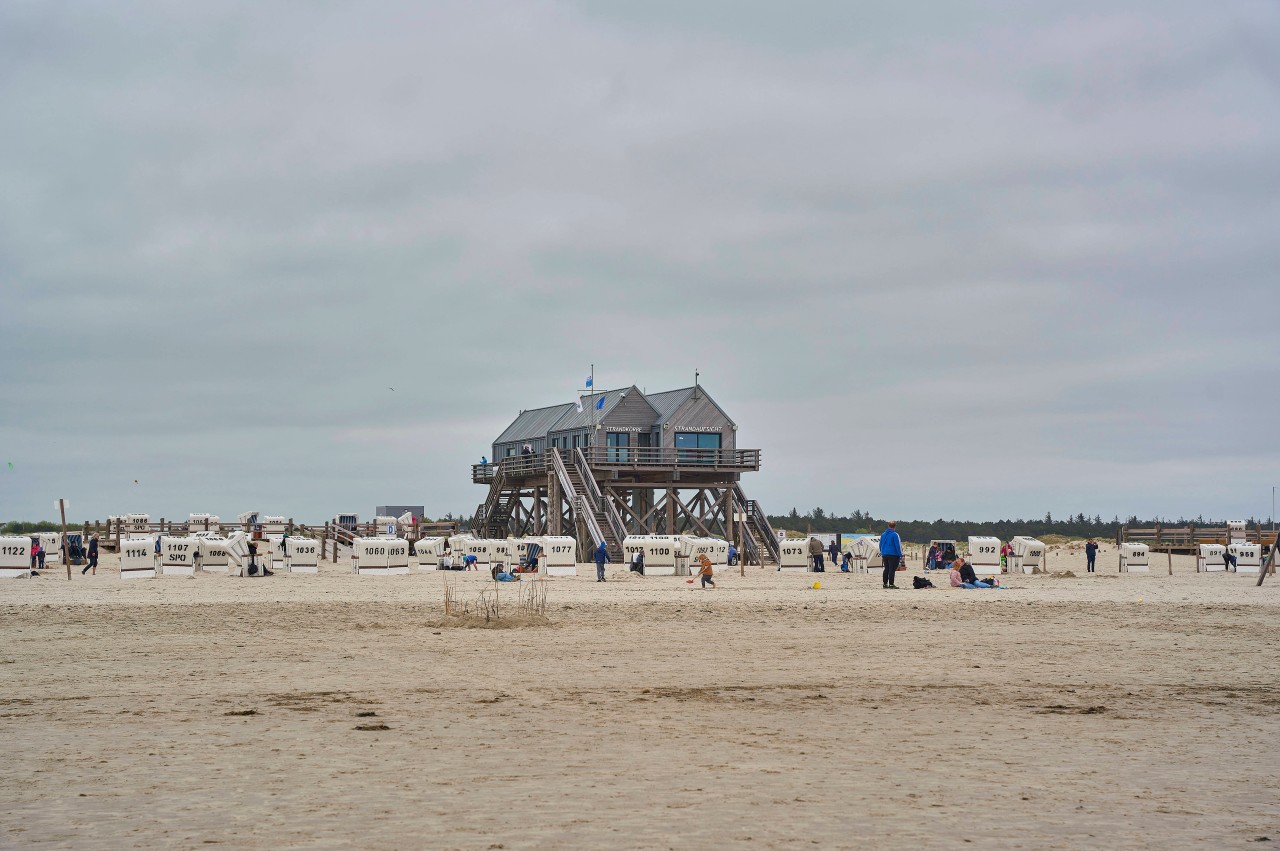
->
(2, 1), (1277, 526)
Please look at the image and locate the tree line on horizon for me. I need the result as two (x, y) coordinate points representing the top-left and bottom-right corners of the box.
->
(764, 508), (1272, 544)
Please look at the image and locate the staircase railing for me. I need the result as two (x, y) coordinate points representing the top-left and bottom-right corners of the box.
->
(748, 500), (779, 562)
(475, 464), (508, 536)
(551, 449), (606, 549)
(732, 484), (779, 562)
(574, 448), (627, 550)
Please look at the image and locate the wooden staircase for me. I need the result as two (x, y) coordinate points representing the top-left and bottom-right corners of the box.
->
(733, 483), (779, 565)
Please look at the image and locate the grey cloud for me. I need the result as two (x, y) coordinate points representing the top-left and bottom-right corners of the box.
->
(2, 0), (1277, 524)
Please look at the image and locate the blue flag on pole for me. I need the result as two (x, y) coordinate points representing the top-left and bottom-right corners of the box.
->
(595, 395), (605, 410)
(585, 376), (593, 388)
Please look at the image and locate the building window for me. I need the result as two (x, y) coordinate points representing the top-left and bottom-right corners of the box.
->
(606, 432), (630, 463)
(675, 432), (720, 464)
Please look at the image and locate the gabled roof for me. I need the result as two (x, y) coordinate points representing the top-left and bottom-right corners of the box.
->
(548, 387), (631, 432)
(493, 402), (576, 446)
(645, 387), (697, 423)
(492, 383), (734, 446)
(646, 385), (736, 428)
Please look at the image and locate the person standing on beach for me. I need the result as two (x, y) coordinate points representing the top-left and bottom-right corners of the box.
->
(809, 536), (824, 572)
(1085, 539), (1098, 573)
(82, 535), (99, 575)
(594, 541), (610, 582)
(879, 521), (903, 589)
(827, 539), (839, 569)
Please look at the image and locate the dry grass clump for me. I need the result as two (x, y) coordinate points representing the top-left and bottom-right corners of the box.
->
(431, 578), (553, 629)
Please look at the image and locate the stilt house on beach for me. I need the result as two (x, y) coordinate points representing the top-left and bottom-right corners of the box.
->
(471, 385), (779, 564)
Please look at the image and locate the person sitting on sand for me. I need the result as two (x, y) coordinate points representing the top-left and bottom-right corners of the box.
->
(491, 563), (521, 582)
(840, 551), (851, 572)
(958, 558), (994, 587)
(694, 553), (716, 589)
(950, 557), (992, 589)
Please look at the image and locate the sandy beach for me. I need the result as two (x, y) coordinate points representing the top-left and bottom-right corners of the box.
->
(3, 546), (1277, 849)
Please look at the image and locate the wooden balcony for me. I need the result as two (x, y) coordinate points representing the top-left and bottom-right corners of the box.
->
(473, 447), (761, 484)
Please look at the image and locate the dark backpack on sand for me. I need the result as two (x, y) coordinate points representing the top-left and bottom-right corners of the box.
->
(912, 575), (934, 589)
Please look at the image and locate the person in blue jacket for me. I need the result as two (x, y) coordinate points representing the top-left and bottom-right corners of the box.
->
(879, 521), (903, 589)
(594, 541), (610, 582)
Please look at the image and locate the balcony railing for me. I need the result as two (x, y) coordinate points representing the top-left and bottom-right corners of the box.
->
(473, 447), (760, 483)
(581, 446), (760, 470)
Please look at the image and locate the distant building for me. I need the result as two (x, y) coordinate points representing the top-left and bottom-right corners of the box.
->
(377, 505), (425, 520)
(472, 384), (778, 565)
(491, 384), (737, 461)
